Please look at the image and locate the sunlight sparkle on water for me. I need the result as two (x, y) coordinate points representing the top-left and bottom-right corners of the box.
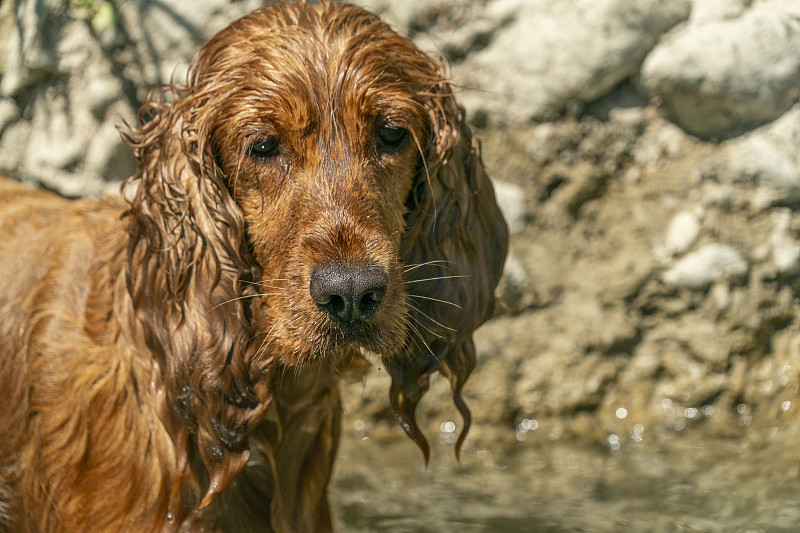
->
(737, 403), (753, 427)
(515, 418), (539, 441)
(439, 421), (458, 444)
(630, 423), (645, 443)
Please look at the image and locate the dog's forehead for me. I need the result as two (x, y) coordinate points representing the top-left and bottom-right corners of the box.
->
(216, 7), (433, 90)
(200, 5), (434, 142)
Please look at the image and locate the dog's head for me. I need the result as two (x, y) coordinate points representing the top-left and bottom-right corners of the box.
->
(195, 2), (432, 366)
(124, 0), (508, 507)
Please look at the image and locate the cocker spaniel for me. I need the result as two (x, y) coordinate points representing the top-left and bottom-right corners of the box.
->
(0, 1), (508, 531)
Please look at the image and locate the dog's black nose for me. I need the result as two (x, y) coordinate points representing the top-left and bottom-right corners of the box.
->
(309, 263), (388, 323)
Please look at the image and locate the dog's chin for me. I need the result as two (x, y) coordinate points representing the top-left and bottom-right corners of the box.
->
(275, 342), (355, 367)
(276, 325), (405, 367)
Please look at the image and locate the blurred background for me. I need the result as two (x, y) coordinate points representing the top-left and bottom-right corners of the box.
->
(3, 0), (800, 531)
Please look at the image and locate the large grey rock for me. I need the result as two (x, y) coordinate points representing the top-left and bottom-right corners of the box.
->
(355, 0), (513, 60)
(641, 0), (800, 139)
(0, 0), (262, 195)
(451, 0), (691, 125)
(689, 0), (751, 24)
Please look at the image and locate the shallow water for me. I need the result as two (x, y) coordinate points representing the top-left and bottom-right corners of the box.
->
(331, 422), (800, 532)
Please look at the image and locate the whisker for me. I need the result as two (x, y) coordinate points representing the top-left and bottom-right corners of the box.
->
(399, 318), (424, 356)
(253, 338), (272, 365)
(402, 260), (455, 273)
(408, 294), (462, 309)
(404, 275), (470, 284)
(408, 302), (457, 332)
(253, 321), (280, 364)
(408, 314), (446, 339)
(211, 293), (277, 310)
(404, 320), (440, 364)
(251, 277), (289, 289)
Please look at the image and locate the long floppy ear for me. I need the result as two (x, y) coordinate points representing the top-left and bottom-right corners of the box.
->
(386, 78), (509, 461)
(120, 66), (270, 519)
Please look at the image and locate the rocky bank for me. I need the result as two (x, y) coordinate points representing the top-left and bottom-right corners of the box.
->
(3, 0), (800, 455)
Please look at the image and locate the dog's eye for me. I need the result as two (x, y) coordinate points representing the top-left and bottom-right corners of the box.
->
(249, 137), (280, 159)
(376, 126), (408, 150)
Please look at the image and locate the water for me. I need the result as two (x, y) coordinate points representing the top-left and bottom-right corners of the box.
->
(331, 421), (800, 532)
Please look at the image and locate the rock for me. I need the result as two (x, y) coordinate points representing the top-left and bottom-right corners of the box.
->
(451, 0), (691, 125)
(0, 1), (14, 76)
(771, 233), (800, 276)
(0, 1), (66, 97)
(357, 0), (519, 63)
(0, 0), (266, 194)
(497, 251), (533, 312)
(689, 0), (751, 24)
(545, 161), (606, 217)
(641, 0), (800, 139)
(663, 243), (748, 289)
(24, 87), (90, 174)
(492, 180), (526, 234)
(112, 0), (264, 87)
(769, 212), (800, 276)
(84, 117), (138, 184)
(607, 107), (648, 130)
(732, 137), (800, 206)
(661, 208), (702, 258)
(632, 117), (690, 167)
(716, 104), (800, 209)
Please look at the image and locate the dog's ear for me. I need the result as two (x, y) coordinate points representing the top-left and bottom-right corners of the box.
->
(120, 49), (268, 517)
(387, 80), (509, 461)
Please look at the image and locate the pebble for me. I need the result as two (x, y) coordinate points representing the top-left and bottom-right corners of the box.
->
(663, 243), (748, 289)
(771, 233), (800, 276)
(663, 209), (702, 257)
(492, 180), (527, 235)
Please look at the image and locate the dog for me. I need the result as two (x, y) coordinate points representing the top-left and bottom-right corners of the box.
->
(0, 1), (508, 531)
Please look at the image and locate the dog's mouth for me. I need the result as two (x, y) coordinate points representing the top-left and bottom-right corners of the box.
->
(327, 319), (390, 355)
(300, 306), (405, 366)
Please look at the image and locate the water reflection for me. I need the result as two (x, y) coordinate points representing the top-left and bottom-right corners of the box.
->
(332, 419), (800, 532)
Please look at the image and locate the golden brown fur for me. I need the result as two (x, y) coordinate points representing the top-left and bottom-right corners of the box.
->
(0, 2), (508, 531)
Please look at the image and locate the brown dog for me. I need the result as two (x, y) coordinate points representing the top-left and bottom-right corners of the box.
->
(0, 1), (508, 531)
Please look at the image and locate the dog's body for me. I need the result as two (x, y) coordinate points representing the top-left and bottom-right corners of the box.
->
(0, 2), (508, 532)
(0, 171), (343, 533)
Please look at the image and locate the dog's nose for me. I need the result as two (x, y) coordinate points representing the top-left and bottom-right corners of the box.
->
(309, 263), (388, 323)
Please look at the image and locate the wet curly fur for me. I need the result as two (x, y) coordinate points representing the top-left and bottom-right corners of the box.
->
(0, 1), (508, 531)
